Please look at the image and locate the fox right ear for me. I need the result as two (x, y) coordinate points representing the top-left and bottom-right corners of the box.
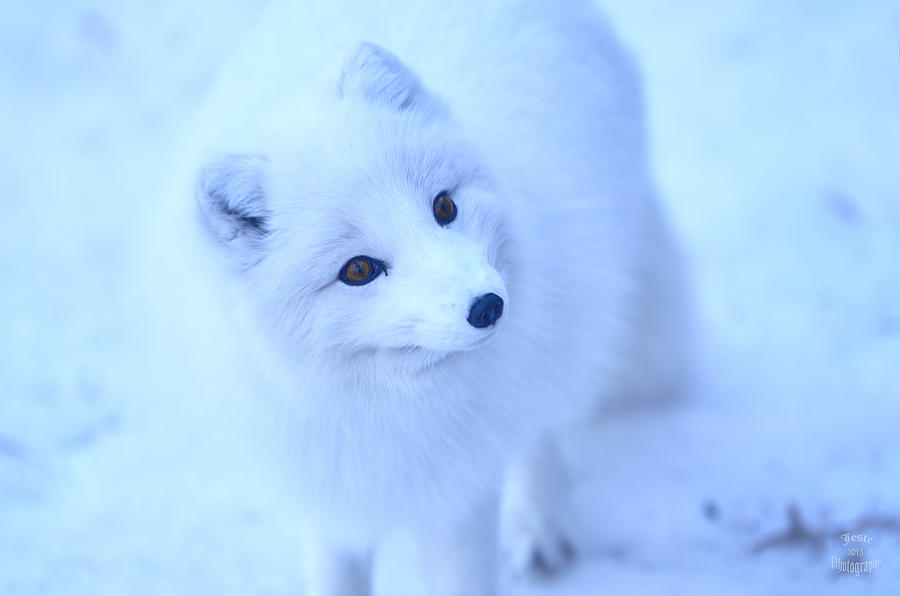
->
(195, 153), (270, 269)
(338, 42), (439, 115)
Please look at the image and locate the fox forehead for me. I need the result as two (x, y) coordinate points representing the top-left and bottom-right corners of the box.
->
(285, 101), (490, 193)
(266, 109), (496, 235)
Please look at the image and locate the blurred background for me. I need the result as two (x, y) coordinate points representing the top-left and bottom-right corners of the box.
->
(1, 1), (898, 594)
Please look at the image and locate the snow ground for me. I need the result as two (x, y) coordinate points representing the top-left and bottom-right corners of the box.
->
(1, 1), (898, 594)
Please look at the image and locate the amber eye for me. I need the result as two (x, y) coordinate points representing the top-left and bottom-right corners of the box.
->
(339, 256), (385, 286)
(432, 192), (457, 226)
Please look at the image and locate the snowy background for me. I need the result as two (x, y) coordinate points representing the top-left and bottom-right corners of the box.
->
(2, 1), (899, 594)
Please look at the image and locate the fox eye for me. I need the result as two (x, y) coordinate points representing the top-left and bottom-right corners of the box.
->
(339, 256), (385, 286)
(432, 191), (457, 226)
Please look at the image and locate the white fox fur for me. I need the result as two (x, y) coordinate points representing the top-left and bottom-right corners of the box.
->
(179, 0), (690, 593)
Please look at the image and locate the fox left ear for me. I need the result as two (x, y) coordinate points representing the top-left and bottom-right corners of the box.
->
(338, 42), (439, 114)
(195, 153), (270, 270)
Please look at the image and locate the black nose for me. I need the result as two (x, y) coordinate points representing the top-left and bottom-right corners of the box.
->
(467, 293), (504, 328)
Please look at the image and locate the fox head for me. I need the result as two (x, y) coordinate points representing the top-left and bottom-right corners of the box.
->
(196, 42), (513, 369)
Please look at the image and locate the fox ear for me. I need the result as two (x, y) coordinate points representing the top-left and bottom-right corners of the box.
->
(195, 153), (270, 269)
(338, 42), (436, 113)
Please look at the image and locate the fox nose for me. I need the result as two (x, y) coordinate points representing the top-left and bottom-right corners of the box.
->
(467, 293), (504, 328)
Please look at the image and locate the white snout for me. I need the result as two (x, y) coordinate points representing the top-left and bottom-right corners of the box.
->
(393, 238), (508, 352)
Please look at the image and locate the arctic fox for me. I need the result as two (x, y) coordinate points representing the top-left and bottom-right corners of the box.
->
(189, 0), (688, 594)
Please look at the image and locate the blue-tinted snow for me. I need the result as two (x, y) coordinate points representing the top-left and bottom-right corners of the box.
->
(1, 1), (898, 594)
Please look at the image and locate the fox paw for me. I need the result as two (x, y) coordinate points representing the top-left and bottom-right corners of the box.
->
(504, 517), (575, 578)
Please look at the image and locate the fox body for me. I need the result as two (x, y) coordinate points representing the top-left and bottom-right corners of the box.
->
(188, 0), (688, 593)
